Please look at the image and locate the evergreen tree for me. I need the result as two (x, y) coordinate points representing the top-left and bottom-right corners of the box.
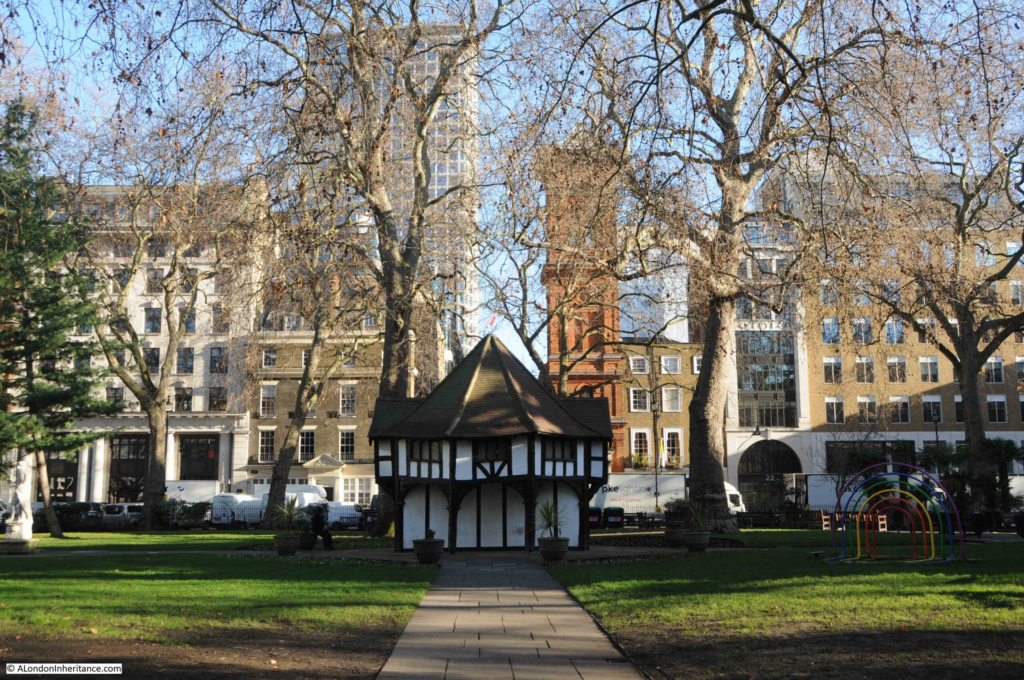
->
(0, 100), (119, 537)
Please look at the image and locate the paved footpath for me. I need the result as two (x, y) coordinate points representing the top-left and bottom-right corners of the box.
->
(377, 560), (644, 680)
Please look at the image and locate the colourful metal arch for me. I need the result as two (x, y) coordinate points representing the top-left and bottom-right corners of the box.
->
(826, 462), (968, 564)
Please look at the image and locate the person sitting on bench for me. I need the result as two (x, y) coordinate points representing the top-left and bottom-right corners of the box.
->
(311, 505), (334, 550)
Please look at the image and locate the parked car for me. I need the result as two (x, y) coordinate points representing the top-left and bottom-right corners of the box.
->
(102, 503), (143, 528)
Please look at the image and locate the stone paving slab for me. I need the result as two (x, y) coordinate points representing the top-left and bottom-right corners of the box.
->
(377, 560), (643, 679)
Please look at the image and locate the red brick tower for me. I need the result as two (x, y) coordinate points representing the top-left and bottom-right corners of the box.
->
(537, 146), (627, 470)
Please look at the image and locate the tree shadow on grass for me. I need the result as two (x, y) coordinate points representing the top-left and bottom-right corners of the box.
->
(2, 625), (391, 679)
(626, 628), (1024, 680)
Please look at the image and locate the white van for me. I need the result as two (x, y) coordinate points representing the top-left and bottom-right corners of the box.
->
(725, 482), (746, 514)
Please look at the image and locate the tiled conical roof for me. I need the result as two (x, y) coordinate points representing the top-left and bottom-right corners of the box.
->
(369, 336), (611, 439)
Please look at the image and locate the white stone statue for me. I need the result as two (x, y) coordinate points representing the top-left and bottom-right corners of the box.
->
(4, 454), (35, 542)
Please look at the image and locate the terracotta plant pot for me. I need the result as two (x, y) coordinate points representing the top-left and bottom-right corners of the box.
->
(412, 538), (445, 564)
(274, 534), (302, 557)
(664, 528), (687, 549)
(538, 537), (570, 563)
(299, 532), (317, 551)
(682, 531), (711, 553)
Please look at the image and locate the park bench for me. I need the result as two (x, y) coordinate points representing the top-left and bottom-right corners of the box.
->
(785, 510), (826, 529)
(736, 511), (777, 529)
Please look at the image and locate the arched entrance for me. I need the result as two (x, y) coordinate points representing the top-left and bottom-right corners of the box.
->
(738, 440), (803, 511)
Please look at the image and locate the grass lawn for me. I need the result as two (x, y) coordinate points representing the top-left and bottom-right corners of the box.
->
(550, 530), (1024, 679)
(32, 530), (392, 552)
(0, 552), (435, 679)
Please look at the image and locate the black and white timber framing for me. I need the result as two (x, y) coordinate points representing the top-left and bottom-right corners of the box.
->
(368, 336), (612, 552)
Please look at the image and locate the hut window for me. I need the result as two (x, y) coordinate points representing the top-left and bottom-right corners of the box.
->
(409, 440), (442, 463)
(473, 439), (510, 463)
(543, 440), (574, 461)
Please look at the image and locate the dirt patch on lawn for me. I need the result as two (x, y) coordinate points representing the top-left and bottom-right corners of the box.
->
(614, 627), (1024, 680)
(0, 627), (392, 679)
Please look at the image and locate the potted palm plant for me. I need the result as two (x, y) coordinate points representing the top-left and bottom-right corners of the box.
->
(412, 529), (445, 564)
(537, 500), (569, 563)
(272, 497), (303, 557)
(682, 500), (712, 553)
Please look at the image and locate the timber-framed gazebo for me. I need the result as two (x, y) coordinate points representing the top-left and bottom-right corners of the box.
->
(368, 335), (612, 552)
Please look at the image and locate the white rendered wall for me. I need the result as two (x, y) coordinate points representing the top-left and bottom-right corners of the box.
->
(402, 485), (451, 550)
(511, 436), (529, 475)
(535, 481), (580, 548)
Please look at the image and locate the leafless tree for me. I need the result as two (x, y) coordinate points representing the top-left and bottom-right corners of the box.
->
(60, 76), (259, 527)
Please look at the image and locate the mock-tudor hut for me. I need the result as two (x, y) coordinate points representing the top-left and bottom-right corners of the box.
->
(369, 336), (612, 552)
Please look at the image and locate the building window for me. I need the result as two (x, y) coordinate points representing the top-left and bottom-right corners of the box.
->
(823, 356), (842, 384)
(820, 279), (838, 306)
(299, 431), (315, 462)
(142, 348), (160, 373)
(260, 385), (277, 417)
(858, 396), (877, 423)
(662, 386), (682, 412)
(209, 347), (228, 374)
(147, 238), (168, 258)
(977, 241), (994, 267)
(176, 348), (194, 374)
(302, 349), (312, 367)
(146, 269), (163, 294)
(825, 396), (845, 424)
(543, 439), (574, 461)
(887, 356), (907, 383)
(342, 477), (371, 505)
(263, 348), (277, 368)
(338, 431), (356, 461)
(259, 430), (276, 462)
(106, 386), (124, 404)
(629, 356), (649, 374)
(854, 279), (870, 305)
(882, 279), (902, 305)
(855, 356), (874, 383)
(209, 387), (227, 412)
(920, 356), (939, 383)
(661, 356), (681, 375)
(144, 308), (162, 334)
(74, 353), (90, 371)
(409, 440), (442, 463)
(339, 385), (357, 416)
(664, 430), (682, 467)
(923, 399), (942, 423)
(984, 357), (1004, 383)
(212, 306), (229, 334)
(822, 318), (840, 345)
(890, 397), (910, 424)
(918, 318), (936, 343)
(853, 317), (873, 345)
(174, 387), (193, 412)
(692, 355), (702, 374)
(182, 308), (196, 334)
(362, 314), (378, 329)
(1012, 280), (1024, 306)
(1018, 356), (1024, 384)
(631, 430), (650, 468)
(283, 315), (301, 332)
(885, 319), (905, 345)
(630, 387), (649, 412)
(955, 397), (964, 423)
(988, 397), (1007, 423)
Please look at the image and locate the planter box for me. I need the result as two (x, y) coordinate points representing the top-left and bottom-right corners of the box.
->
(683, 531), (711, 553)
(412, 538), (445, 564)
(538, 537), (569, 563)
(274, 534), (301, 557)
